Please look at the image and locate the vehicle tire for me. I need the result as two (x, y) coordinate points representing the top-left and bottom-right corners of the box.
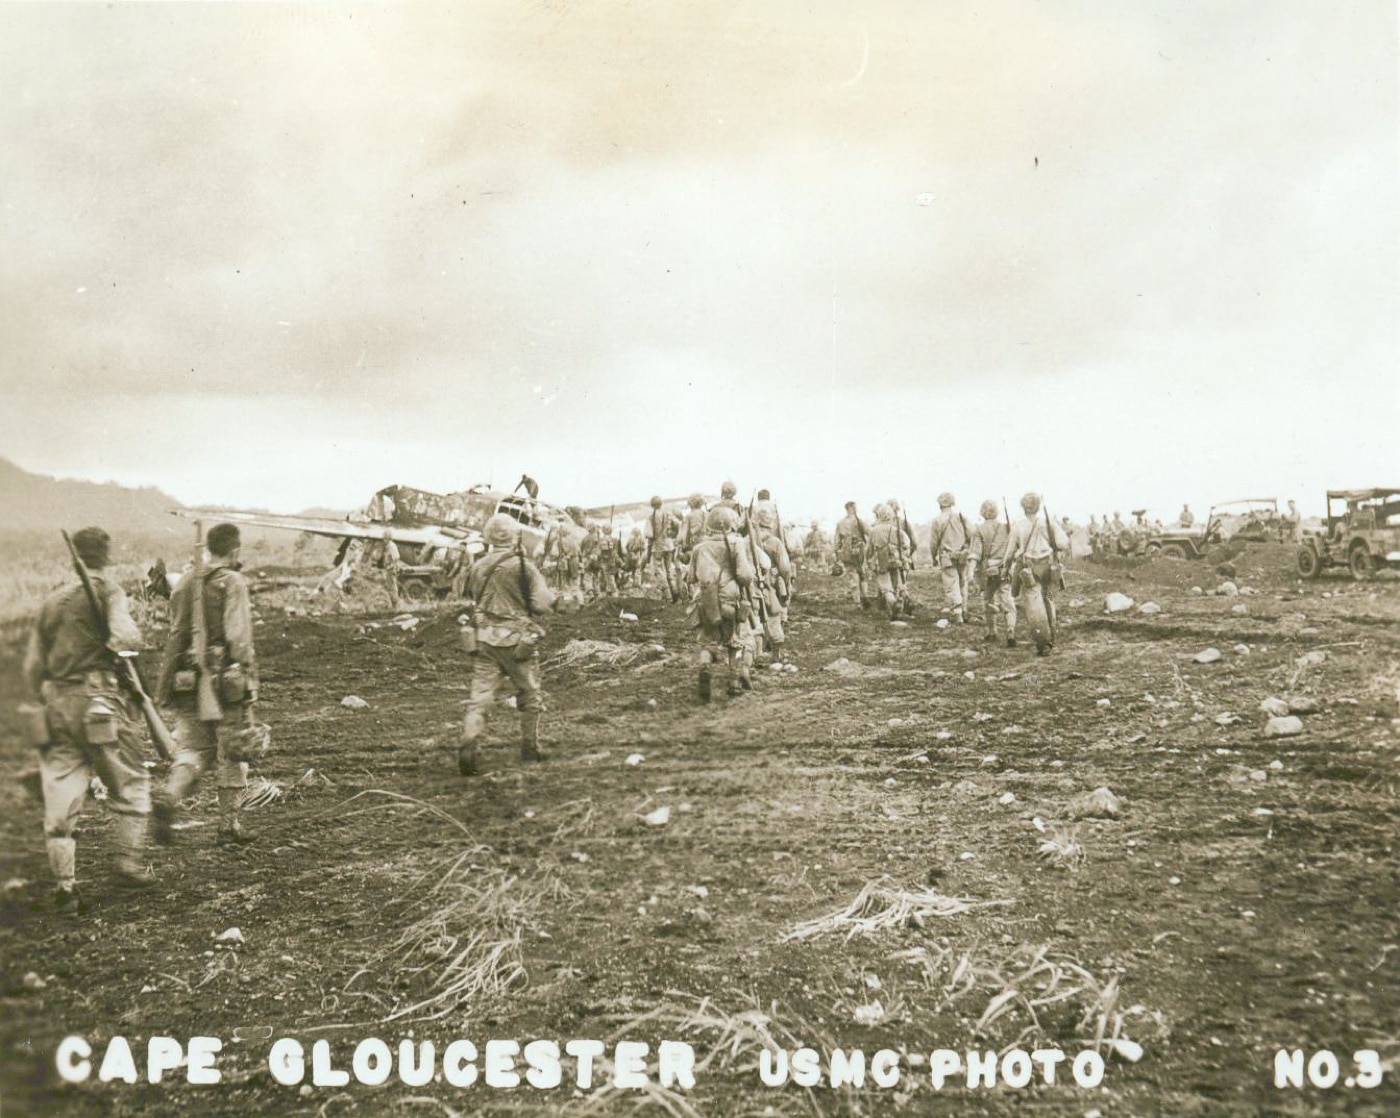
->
(1348, 546), (1374, 581)
(1296, 546), (1320, 579)
(399, 578), (432, 601)
(1160, 544), (1187, 561)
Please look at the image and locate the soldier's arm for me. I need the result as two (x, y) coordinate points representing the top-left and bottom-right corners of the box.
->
(222, 574), (257, 669)
(104, 583), (143, 652)
(1000, 523), (1023, 568)
(525, 562), (558, 614)
(21, 613), (47, 700)
(155, 585), (189, 704)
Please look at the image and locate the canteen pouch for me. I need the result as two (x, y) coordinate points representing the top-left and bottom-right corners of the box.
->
(219, 663), (248, 705)
(83, 698), (121, 745)
(17, 702), (51, 749)
(172, 669), (198, 695)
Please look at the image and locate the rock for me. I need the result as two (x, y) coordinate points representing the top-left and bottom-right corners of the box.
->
(340, 695), (369, 710)
(1264, 716), (1304, 738)
(215, 927), (245, 945)
(998, 792), (1016, 805)
(1070, 786), (1122, 819)
(1068, 598), (1085, 608)
(1096, 698), (1111, 708)
(1248, 770), (1267, 783)
(935, 618), (950, 629)
(643, 806), (671, 827)
(22, 972), (46, 991)
(625, 753), (645, 766)
(1214, 713), (1240, 726)
(1193, 648), (1222, 664)
(1287, 696), (1321, 714)
(1218, 581), (1239, 597)
(1138, 602), (1161, 615)
(1233, 644), (1251, 655)
(619, 611), (639, 622)
(1105, 592), (1136, 613)
(1294, 651), (1328, 670)
(852, 1001), (886, 1026)
(1190, 586), (1203, 596)
(1259, 697), (1290, 717)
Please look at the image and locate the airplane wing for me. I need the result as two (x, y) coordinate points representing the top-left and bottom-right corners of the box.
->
(171, 508), (485, 555)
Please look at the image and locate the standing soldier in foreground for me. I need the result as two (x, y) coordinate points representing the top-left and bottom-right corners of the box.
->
(458, 514), (557, 775)
(833, 500), (872, 609)
(155, 522), (259, 846)
(688, 507), (756, 699)
(22, 527), (156, 906)
(929, 492), (972, 623)
(1002, 492), (1070, 657)
(969, 500), (1017, 646)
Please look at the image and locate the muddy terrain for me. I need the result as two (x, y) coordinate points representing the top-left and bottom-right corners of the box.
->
(1, 547), (1397, 1117)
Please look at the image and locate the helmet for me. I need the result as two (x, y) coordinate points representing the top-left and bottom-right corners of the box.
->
(1020, 492), (1041, 515)
(979, 499), (998, 519)
(706, 507), (739, 534)
(720, 480), (737, 499)
(688, 493), (705, 509)
(874, 503), (892, 522)
(483, 514), (520, 547)
(650, 495), (662, 508)
(938, 492), (955, 509)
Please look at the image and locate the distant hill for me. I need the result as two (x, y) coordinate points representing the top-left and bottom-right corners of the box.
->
(0, 457), (186, 538)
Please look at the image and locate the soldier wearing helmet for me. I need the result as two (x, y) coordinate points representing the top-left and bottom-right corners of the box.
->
(969, 498), (1017, 646)
(687, 505), (756, 699)
(867, 503), (910, 621)
(1001, 492), (1070, 656)
(644, 496), (682, 602)
(833, 500), (872, 608)
(458, 513), (558, 774)
(929, 491), (972, 623)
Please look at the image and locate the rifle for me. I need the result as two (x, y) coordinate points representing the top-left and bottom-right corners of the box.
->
(1042, 504), (1067, 591)
(744, 495), (770, 627)
(61, 531), (175, 761)
(189, 522), (224, 724)
(897, 500), (915, 570)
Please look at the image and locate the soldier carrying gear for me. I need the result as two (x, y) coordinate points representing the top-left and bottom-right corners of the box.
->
(22, 527), (156, 907)
(750, 488), (794, 604)
(458, 513), (558, 775)
(155, 521), (262, 846)
(687, 506), (756, 699)
(969, 498), (1017, 646)
(1001, 492), (1070, 657)
(833, 500), (872, 608)
(644, 496), (681, 602)
(867, 503), (910, 621)
(715, 480), (746, 532)
(930, 491), (972, 623)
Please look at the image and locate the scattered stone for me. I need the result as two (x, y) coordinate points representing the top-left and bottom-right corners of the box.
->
(1269, 760), (1284, 771)
(140, 984), (157, 994)
(1233, 644), (1250, 655)
(1287, 696), (1321, 714)
(618, 611), (639, 622)
(935, 619), (950, 629)
(1218, 581), (1239, 597)
(1231, 604), (1248, 615)
(1259, 697), (1290, 717)
(1138, 602), (1161, 615)
(1214, 713), (1240, 726)
(1192, 648), (1222, 664)
(643, 806), (671, 827)
(852, 1001), (886, 1026)
(998, 792), (1017, 805)
(1068, 598), (1084, 607)
(1294, 651), (1328, 670)
(1105, 592), (1136, 613)
(215, 927), (245, 945)
(625, 753), (645, 766)
(1248, 770), (1267, 783)
(1096, 698), (1111, 708)
(22, 972), (46, 991)
(340, 695), (369, 710)
(1070, 786), (1122, 819)
(3, 878), (28, 894)
(687, 884), (709, 899)
(1264, 716), (1304, 739)
(1190, 586), (1203, 596)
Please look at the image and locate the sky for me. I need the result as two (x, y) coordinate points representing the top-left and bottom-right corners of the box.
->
(1, 0), (1396, 523)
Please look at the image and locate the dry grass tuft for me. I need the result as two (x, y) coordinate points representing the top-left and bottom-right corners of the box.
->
(783, 876), (1012, 942)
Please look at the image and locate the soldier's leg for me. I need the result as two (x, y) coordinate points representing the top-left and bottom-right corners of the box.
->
(214, 713), (254, 844)
(92, 707), (154, 878)
(940, 562), (963, 621)
(155, 713), (217, 844)
(499, 648), (545, 762)
(1021, 562), (1052, 655)
(460, 651), (504, 775)
(1002, 577), (1018, 641)
(876, 570), (898, 620)
(697, 642), (715, 701)
(39, 723), (91, 895)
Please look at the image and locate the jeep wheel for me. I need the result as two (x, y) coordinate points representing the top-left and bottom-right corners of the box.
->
(1160, 543), (1187, 561)
(399, 578), (433, 601)
(1296, 546), (1320, 579)
(1348, 546), (1374, 581)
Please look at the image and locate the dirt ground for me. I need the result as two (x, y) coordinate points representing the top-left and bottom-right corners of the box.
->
(1, 546), (1397, 1117)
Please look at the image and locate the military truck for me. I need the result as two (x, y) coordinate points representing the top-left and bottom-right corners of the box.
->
(1297, 488), (1400, 579)
(1147, 498), (1281, 560)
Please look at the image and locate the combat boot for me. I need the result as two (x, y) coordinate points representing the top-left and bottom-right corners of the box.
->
(151, 798), (176, 846)
(698, 666), (712, 702)
(216, 790), (256, 845)
(738, 664), (753, 691)
(457, 739), (480, 776)
(520, 712), (545, 763)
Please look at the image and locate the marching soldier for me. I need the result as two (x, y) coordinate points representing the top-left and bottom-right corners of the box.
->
(1002, 492), (1070, 657)
(929, 492), (972, 623)
(154, 523), (259, 846)
(801, 520), (829, 572)
(22, 527), (155, 907)
(644, 496), (681, 601)
(715, 480), (746, 531)
(868, 503), (909, 621)
(969, 500), (1017, 646)
(688, 507), (756, 699)
(750, 488), (794, 603)
(833, 500), (872, 608)
(458, 514), (558, 774)
(623, 525), (647, 589)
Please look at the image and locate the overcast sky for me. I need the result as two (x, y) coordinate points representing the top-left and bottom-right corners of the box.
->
(2, 1), (1396, 522)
